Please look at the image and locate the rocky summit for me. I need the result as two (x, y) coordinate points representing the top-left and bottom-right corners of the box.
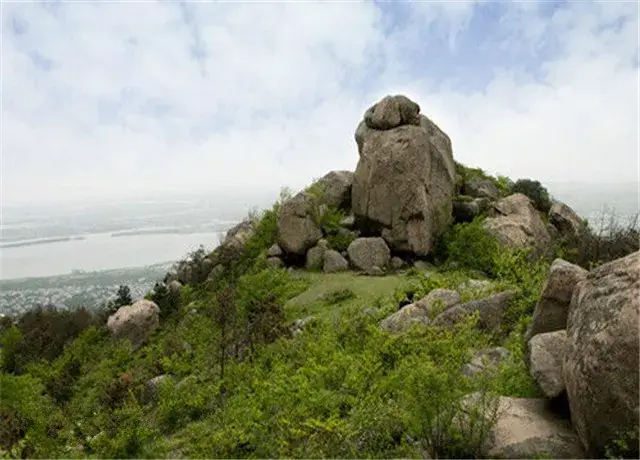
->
(2, 94), (638, 460)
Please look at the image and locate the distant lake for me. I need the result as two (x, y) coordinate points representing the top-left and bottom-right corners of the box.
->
(0, 231), (221, 280)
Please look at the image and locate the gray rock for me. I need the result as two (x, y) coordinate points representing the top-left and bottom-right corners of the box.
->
(432, 291), (515, 331)
(323, 249), (349, 273)
(529, 330), (567, 399)
(453, 199), (480, 223)
(526, 259), (587, 342)
(463, 178), (499, 200)
(390, 256), (405, 270)
(380, 304), (430, 333)
(563, 251), (640, 457)
(486, 397), (585, 459)
(352, 95), (456, 256)
(462, 347), (510, 378)
(145, 374), (169, 403)
(549, 201), (587, 243)
(305, 245), (325, 271)
(483, 194), (551, 253)
(366, 266), (385, 276)
(339, 214), (356, 229)
(276, 192), (323, 255)
(414, 288), (461, 319)
(106, 299), (160, 349)
(347, 237), (391, 272)
(267, 244), (283, 258)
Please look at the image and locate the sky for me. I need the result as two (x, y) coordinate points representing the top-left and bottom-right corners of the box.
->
(1, 0), (639, 206)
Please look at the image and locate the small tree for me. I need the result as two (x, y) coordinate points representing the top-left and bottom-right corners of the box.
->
(115, 285), (133, 308)
(214, 284), (237, 382)
(511, 179), (552, 213)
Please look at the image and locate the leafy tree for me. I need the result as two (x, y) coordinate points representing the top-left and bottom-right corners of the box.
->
(511, 178), (552, 213)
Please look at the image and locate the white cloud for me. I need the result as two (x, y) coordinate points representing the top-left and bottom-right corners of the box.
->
(1, 0), (638, 205)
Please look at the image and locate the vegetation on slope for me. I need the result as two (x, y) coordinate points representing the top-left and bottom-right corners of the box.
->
(1, 166), (637, 459)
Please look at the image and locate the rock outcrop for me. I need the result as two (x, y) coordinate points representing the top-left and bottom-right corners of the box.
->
(483, 193), (551, 252)
(432, 290), (515, 331)
(107, 299), (160, 349)
(352, 95), (456, 256)
(563, 250), (640, 457)
(526, 259), (587, 342)
(548, 201), (586, 243)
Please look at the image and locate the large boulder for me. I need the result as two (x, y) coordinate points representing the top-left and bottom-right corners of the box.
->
(548, 201), (587, 244)
(379, 304), (430, 333)
(347, 237), (390, 272)
(462, 178), (499, 201)
(483, 194), (551, 252)
(208, 219), (256, 269)
(352, 95), (456, 256)
(323, 250), (349, 273)
(276, 192), (323, 255)
(529, 330), (567, 399)
(526, 259), (587, 342)
(414, 288), (461, 319)
(563, 251), (640, 457)
(485, 397), (585, 459)
(277, 170), (354, 256)
(107, 299), (160, 349)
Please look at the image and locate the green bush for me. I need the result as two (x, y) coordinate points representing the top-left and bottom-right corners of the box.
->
(511, 178), (552, 213)
(0, 373), (65, 457)
(436, 217), (502, 276)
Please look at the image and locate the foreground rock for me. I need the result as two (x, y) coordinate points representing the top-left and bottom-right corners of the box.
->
(486, 397), (584, 459)
(107, 299), (160, 349)
(347, 237), (390, 272)
(323, 250), (348, 273)
(483, 194), (550, 253)
(529, 330), (567, 399)
(526, 259), (587, 342)
(563, 250), (640, 457)
(352, 95), (456, 256)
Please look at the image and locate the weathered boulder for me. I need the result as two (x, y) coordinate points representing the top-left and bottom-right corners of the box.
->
(311, 170), (354, 210)
(485, 397), (585, 459)
(323, 249), (349, 273)
(347, 237), (390, 272)
(414, 288), (461, 319)
(380, 304), (430, 333)
(276, 192), (323, 255)
(563, 250), (640, 457)
(526, 259), (587, 342)
(352, 95), (456, 256)
(549, 201), (586, 243)
(206, 219), (256, 271)
(305, 245), (325, 271)
(483, 194), (551, 252)
(267, 244), (283, 258)
(107, 299), (160, 349)
(463, 178), (499, 201)
(144, 374), (170, 404)
(529, 330), (567, 399)
(390, 256), (405, 270)
(452, 199), (480, 223)
(436, 291), (515, 331)
(462, 347), (510, 378)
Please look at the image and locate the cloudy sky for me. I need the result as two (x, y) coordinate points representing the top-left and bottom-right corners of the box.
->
(2, 0), (638, 205)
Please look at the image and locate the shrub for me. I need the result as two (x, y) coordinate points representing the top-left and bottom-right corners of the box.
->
(0, 373), (65, 457)
(2, 306), (97, 374)
(435, 217), (502, 276)
(511, 178), (552, 213)
(567, 210), (640, 269)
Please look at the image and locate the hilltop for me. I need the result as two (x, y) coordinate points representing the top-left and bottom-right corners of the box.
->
(1, 95), (638, 459)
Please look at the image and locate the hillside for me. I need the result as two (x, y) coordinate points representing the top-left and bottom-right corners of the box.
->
(1, 95), (638, 459)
